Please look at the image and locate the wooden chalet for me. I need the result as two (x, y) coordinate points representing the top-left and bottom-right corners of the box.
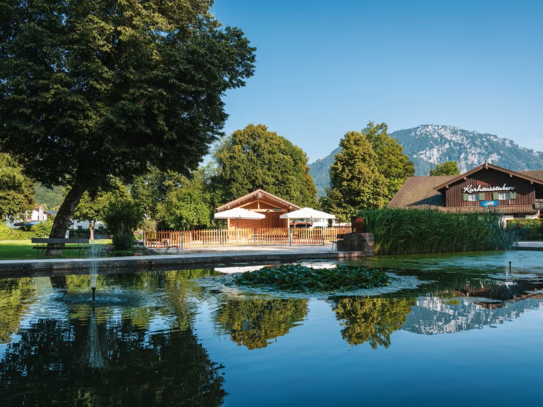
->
(216, 189), (301, 229)
(389, 163), (543, 220)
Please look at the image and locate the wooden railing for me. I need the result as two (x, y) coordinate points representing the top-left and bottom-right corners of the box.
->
(144, 227), (351, 249)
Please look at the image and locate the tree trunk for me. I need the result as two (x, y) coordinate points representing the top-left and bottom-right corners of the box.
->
(46, 182), (87, 256)
(89, 221), (95, 241)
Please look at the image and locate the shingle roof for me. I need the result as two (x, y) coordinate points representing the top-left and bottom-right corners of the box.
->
(519, 170), (543, 182)
(388, 175), (456, 208)
(216, 189), (301, 212)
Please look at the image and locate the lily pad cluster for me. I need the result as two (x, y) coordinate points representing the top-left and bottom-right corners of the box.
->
(233, 264), (392, 292)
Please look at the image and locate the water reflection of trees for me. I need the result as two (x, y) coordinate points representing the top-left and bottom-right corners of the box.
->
(0, 317), (225, 406)
(333, 297), (415, 349)
(0, 269), (226, 406)
(0, 278), (36, 344)
(215, 298), (308, 350)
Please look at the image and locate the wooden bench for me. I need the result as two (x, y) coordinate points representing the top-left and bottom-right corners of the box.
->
(31, 238), (90, 258)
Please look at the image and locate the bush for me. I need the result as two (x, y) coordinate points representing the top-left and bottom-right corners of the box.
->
(506, 219), (543, 241)
(68, 227), (112, 240)
(359, 208), (516, 255)
(102, 198), (144, 235)
(0, 222), (35, 240)
(31, 218), (54, 238)
(112, 233), (135, 251)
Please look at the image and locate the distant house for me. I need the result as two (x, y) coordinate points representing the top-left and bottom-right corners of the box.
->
(389, 163), (543, 221)
(12, 205), (50, 227)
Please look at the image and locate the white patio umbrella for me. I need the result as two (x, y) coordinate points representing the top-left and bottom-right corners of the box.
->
(280, 208), (335, 245)
(214, 207), (265, 228)
(279, 207), (335, 221)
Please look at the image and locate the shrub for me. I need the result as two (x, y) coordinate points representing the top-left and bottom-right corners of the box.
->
(0, 222), (35, 240)
(102, 198), (144, 235)
(112, 233), (135, 251)
(68, 227), (112, 240)
(359, 208), (516, 255)
(506, 219), (543, 241)
(31, 218), (54, 238)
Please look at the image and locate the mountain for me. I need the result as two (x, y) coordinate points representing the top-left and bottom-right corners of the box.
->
(309, 125), (543, 196)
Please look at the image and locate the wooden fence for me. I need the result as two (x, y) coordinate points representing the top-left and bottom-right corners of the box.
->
(144, 227), (351, 249)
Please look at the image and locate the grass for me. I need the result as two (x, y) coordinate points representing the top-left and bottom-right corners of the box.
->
(359, 208), (516, 255)
(0, 240), (112, 260)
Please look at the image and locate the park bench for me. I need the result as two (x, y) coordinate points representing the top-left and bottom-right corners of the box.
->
(31, 238), (90, 258)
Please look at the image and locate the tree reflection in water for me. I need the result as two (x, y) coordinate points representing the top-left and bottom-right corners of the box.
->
(0, 278), (36, 344)
(0, 269), (226, 407)
(333, 297), (415, 349)
(215, 298), (308, 350)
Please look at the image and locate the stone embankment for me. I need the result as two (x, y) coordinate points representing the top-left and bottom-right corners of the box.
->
(0, 245), (372, 277)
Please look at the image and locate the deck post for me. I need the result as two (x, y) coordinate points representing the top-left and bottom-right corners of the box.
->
(181, 231), (184, 249)
(322, 227), (325, 245)
(254, 228), (257, 245)
(288, 224), (292, 246)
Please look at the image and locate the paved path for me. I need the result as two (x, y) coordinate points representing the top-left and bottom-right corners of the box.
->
(515, 241), (543, 251)
(0, 245), (371, 277)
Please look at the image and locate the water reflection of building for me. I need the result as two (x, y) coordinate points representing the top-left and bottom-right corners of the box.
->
(403, 296), (543, 335)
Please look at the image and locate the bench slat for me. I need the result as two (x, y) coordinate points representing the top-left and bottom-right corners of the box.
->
(32, 246), (90, 250)
(31, 238), (89, 244)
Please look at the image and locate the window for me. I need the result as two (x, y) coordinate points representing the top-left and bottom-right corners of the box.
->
(498, 193), (510, 200)
(467, 194), (479, 201)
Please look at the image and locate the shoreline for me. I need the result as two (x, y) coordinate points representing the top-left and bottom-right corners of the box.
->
(0, 247), (371, 278)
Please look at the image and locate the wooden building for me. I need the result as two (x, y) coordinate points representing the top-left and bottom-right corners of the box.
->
(389, 163), (543, 220)
(216, 189), (301, 229)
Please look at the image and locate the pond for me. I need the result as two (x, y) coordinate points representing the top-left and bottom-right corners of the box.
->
(1, 251), (542, 406)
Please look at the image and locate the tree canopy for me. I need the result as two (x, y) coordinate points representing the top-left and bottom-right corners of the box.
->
(157, 168), (213, 230)
(429, 161), (461, 176)
(363, 122), (415, 201)
(0, 153), (35, 219)
(327, 131), (388, 221)
(214, 124), (318, 207)
(0, 0), (256, 239)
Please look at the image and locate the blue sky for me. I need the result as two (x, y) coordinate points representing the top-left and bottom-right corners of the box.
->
(212, 0), (543, 163)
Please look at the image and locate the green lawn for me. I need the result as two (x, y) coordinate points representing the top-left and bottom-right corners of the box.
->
(0, 240), (112, 260)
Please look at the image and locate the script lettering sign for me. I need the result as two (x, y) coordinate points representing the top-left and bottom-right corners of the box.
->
(462, 184), (515, 194)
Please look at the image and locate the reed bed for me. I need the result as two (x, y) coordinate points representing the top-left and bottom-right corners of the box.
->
(359, 208), (516, 255)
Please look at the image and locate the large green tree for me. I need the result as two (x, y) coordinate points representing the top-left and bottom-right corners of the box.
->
(363, 122), (415, 201)
(72, 182), (127, 240)
(157, 168), (213, 230)
(327, 131), (388, 221)
(0, 0), (256, 244)
(214, 124), (318, 207)
(0, 153), (35, 219)
(429, 161), (461, 176)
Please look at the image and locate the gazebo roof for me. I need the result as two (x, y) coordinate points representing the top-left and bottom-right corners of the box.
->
(216, 189), (301, 212)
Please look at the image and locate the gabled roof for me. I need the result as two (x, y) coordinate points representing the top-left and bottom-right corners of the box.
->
(433, 163), (543, 191)
(388, 175), (456, 208)
(216, 189), (302, 212)
(519, 170), (543, 182)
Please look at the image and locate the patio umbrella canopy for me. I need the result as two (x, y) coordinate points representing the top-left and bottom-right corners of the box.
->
(214, 207), (265, 220)
(214, 207), (265, 230)
(279, 207), (335, 220)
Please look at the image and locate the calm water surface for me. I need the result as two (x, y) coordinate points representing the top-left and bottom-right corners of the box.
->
(1, 251), (543, 406)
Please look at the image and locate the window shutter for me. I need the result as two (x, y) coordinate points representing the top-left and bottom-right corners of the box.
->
(493, 192), (499, 200)
(479, 193), (485, 201)
(510, 192), (517, 200)
(463, 194), (469, 202)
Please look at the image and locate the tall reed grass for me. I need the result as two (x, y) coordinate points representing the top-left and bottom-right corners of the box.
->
(359, 208), (516, 255)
